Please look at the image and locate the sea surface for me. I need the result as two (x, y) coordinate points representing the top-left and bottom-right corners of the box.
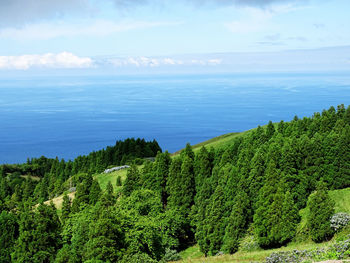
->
(1, 72), (350, 164)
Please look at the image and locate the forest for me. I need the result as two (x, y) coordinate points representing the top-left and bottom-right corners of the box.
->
(1, 104), (350, 262)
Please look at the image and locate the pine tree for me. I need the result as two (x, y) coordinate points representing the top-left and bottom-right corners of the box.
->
(83, 209), (125, 262)
(167, 156), (195, 213)
(154, 151), (171, 207)
(116, 175), (122, 186)
(0, 211), (18, 263)
(12, 203), (61, 263)
(100, 181), (115, 207)
(266, 120), (275, 139)
(194, 146), (212, 191)
(307, 181), (335, 242)
(205, 184), (226, 256)
(280, 191), (300, 244)
(89, 180), (102, 205)
(71, 180), (90, 213)
(222, 191), (250, 254)
(61, 194), (71, 223)
(123, 165), (141, 197)
(254, 162), (290, 248)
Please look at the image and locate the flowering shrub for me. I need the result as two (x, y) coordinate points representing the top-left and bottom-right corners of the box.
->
(265, 237), (350, 263)
(239, 235), (260, 252)
(330, 213), (350, 232)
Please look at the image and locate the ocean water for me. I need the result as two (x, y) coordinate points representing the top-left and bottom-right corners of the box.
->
(1, 72), (350, 164)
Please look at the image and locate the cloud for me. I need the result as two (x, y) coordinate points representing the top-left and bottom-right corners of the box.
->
(225, 3), (306, 34)
(108, 56), (222, 67)
(110, 0), (300, 8)
(0, 20), (178, 40)
(0, 0), (90, 28)
(0, 52), (93, 70)
(0, 0), (303, 28)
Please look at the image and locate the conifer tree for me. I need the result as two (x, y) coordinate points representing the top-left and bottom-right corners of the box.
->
(204, 184), (226, 256)
(123, 165), (141, 197)
(266, 120), (275, 139)
(116, 175), (122, 186)
(194, 146), (212, 191)
(280, 191), (300, 244)
(100, 181), (116, 207)
(168, 156), (195, 212)
(12, 203), (61, 263)
(154, 151), (171, 207)
(222, 191), (250, 254)
(307, 181), (335, 242)
(0, 211), (18, 263)
(254, 162), (288, 248)
(61, 193), (71, 223)
(71, 181), (90, 213)
(89, 180), (102, 205)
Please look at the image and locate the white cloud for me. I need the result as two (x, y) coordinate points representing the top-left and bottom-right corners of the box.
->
(0, 52), (93, 70)
(224, 3), (306, 33)
(0, 20), (181, 40)
(108, 56), (222, 67)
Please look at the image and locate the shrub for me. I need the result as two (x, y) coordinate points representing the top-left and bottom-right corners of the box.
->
(331, 213), (350, 232)
(162, 248), (181, 262)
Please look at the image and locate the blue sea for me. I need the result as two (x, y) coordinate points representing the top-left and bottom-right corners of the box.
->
(1, 72), (350, 164)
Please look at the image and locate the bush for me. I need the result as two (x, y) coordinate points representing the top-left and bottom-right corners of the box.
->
(162, 248), (181, 262)
(120, 253), (157, 263)
(331, 213), (350, 232)
(239, 234), (260, 252)
(265, 237), (350, 263)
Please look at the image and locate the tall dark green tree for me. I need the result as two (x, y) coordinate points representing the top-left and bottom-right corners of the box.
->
(12, 203), (61, 263)
(0, 211), (18, 263)
(153, 151), (172, 208)
(89, 180), (102, 205)
(61, 193), (71, 223)
(123, 165), (141, 197)
(204, 184), (226, 256)
(307, 181), (335, 242)
(222, 191), (250, 254)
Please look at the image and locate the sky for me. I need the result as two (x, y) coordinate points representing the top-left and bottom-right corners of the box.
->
(0, 0), (349, 72)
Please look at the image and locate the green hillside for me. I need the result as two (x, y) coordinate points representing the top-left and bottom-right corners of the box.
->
(177, 186), (350, 263)
(2, 105), (350, 263)
(173, 131), (245, 155)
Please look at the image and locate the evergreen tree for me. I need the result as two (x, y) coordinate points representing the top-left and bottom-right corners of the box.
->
(100, 181), (115, 207)
(71, 180), (90, 213)
(12, 203), (61, 263)
(205, 184), (226, 256)
(61, 193), (71, 223)
(0, 211), (18, 263)
(83, 209), (125, 262)
(266, 120), (275, 139)
(222, 191), (250, 254)
(194, 146), (212, 191)
(253, 162), (291, 248)
(89, 180), (102, 205)
(123, 165), (141, 197)
(116, 175), (122, 187)
(307, 181), (335, 242)
(280, 191), (300, 244)
(167, 156), (195, 213)
(154, 151), (171, 208)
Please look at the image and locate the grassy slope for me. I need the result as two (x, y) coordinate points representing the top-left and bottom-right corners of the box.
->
(95, 168), (129, 192)
(177, 187), (350, 263)
(46, 167), (130, 209)
(173, 131), (246, 156)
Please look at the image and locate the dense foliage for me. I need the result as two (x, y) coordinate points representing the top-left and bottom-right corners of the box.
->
(1, 105), (350, 262)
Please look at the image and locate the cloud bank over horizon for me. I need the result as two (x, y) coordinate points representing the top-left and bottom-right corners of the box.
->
(1, 46), (349, 73)
(0, 52), (93, 70)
